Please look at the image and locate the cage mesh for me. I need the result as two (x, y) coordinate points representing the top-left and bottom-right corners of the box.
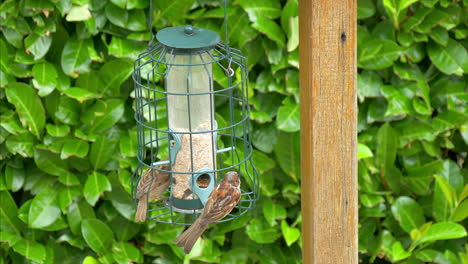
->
(131, 42), (259, 225)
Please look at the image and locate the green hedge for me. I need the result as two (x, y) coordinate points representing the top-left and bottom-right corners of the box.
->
(0, 0), (467, 263)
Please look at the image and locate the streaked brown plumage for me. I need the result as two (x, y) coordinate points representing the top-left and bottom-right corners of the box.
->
(134, 161), (170, 222)
(174, 171), (241, 253)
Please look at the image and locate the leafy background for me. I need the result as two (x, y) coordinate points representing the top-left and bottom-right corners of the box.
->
(0, 0), (467, 263)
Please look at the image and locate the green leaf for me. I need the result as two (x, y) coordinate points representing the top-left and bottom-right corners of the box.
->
(45, 124), (70, 137)
(392, 241), (411, 261)
(105, 4), (146, 31)
(252, 15), (286, 48)
(4, 162), (25, 192)
(108, 37), (146, 60)
(358, 0), (376, 19)
(145, 223), (184, 245)
(274, 131), (300, 182)
(58, 186), (81, 213)
(112, 241), (143, 263)
(34, 149), (76, 185)
(109, 215), (140, 241)
(55, 97), (81, 125)
(433, 176), (455, 222)
(105, 3), (128, 28)
(68, 200), (96, 235)
(81, 219), (114, 254)
(24, 33), (52, 60)
(225, 8), (258, 46)
(262, 199), (287, 227)
(429, 27), (449, 46)
(276, 99), (299, 132)
(391, 196), (425, 233)
(358, 71), (382, 100)
(376, 123), (400, 192)
(281, 220), (300, 246)
(358, 39), (401, 69)
(427, 39), (468, 76)
(105, 173), (135, 220)
(28, 186), (61, 229)
(358, 143), (374, 159)
(414, 222), (467, 246)
(84, 172), (112, 206)
(98, 59), (133, 95)
(87, 99), (125, 133)
(66, 4), (92, 21)
(432, 110), (468, 134)
(239, 0), (282, 19)
(32, 61), (57, 96)
(452, 199), (468, 222)
(61, 36), (94, 78)
(0, 191), (23, 234)
(89, 136), (118, 170)
(12, 238), (46, 263)
(252, 123), (277, 153)
(245, 218), (281, 244)
(61, 138), (89, 159)
(62, 87), (101, 102)
(5, 83), (46, 139)
(286, 17), (298, 52)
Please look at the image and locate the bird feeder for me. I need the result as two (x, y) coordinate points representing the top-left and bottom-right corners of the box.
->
(131, 3), (259, 225)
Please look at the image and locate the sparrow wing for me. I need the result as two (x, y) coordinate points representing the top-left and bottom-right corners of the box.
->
(198, 183), (241, 225)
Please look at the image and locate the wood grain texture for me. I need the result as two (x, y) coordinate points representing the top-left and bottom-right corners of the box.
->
(299, 0), (357, 263)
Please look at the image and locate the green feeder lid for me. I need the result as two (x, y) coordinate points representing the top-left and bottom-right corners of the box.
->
(156, 25), (220, 50)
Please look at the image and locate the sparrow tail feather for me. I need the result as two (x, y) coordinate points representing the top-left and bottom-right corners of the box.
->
(175, 219), (208, 254)
(135, 196), (147, 222)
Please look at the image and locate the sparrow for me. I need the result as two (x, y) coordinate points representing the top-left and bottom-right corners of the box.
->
(135, 161), (170, 222)
(174, 171), (241, 253)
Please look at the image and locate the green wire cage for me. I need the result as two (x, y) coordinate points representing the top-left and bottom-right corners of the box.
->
(131, 2), (259, 225)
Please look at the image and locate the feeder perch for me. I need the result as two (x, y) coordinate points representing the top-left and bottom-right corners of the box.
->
(131, 3), (259, 225)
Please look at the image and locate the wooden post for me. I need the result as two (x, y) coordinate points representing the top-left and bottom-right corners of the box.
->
(299, 1), (357, 263)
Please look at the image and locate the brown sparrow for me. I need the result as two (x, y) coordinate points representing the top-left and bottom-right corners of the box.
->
(134, 161), (170, 222)
(174, 171), (241, 253)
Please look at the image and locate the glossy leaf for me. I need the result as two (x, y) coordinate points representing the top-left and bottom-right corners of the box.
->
(281, 220), (300, 246)
(81, 219), (114, 254)
(28, 186), (61, 229)
(274, 131), (300, 182)
(391, 196), (425, 233)
(66, 4), (92, 21)
(89, 136), (118, 170)
(414, 222), (467, 246)
(61, 138), (89, 159)
(98, 60), (133, 95)
(12, 239), (46, 263)
(112, 241), (143, 263)
(4, 83), (46, 139)
(358, 39), (401, 69)
(245, 218), (281, 244)
(252, 15), (286, 47)
(427, 39), (468, 76)
(61, 36), (95, 78)
(0, 191), (23, 234)
(263, 199), (287, 227)
(276, 99), (299, 132)
(238, 0), (282, 20)
(32, 61), (57, 96)
(62, 87), (101, 102)
(83, 172), (112, 206)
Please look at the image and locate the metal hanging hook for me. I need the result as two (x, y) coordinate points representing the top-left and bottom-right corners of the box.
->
(225, 57), (234, 77)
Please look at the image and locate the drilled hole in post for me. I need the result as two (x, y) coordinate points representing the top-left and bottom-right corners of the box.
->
(196, 174), (211, 189)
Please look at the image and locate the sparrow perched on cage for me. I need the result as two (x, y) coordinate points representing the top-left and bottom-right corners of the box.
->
(135, 161), (171, 222)
(174, 171), (241, 253)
